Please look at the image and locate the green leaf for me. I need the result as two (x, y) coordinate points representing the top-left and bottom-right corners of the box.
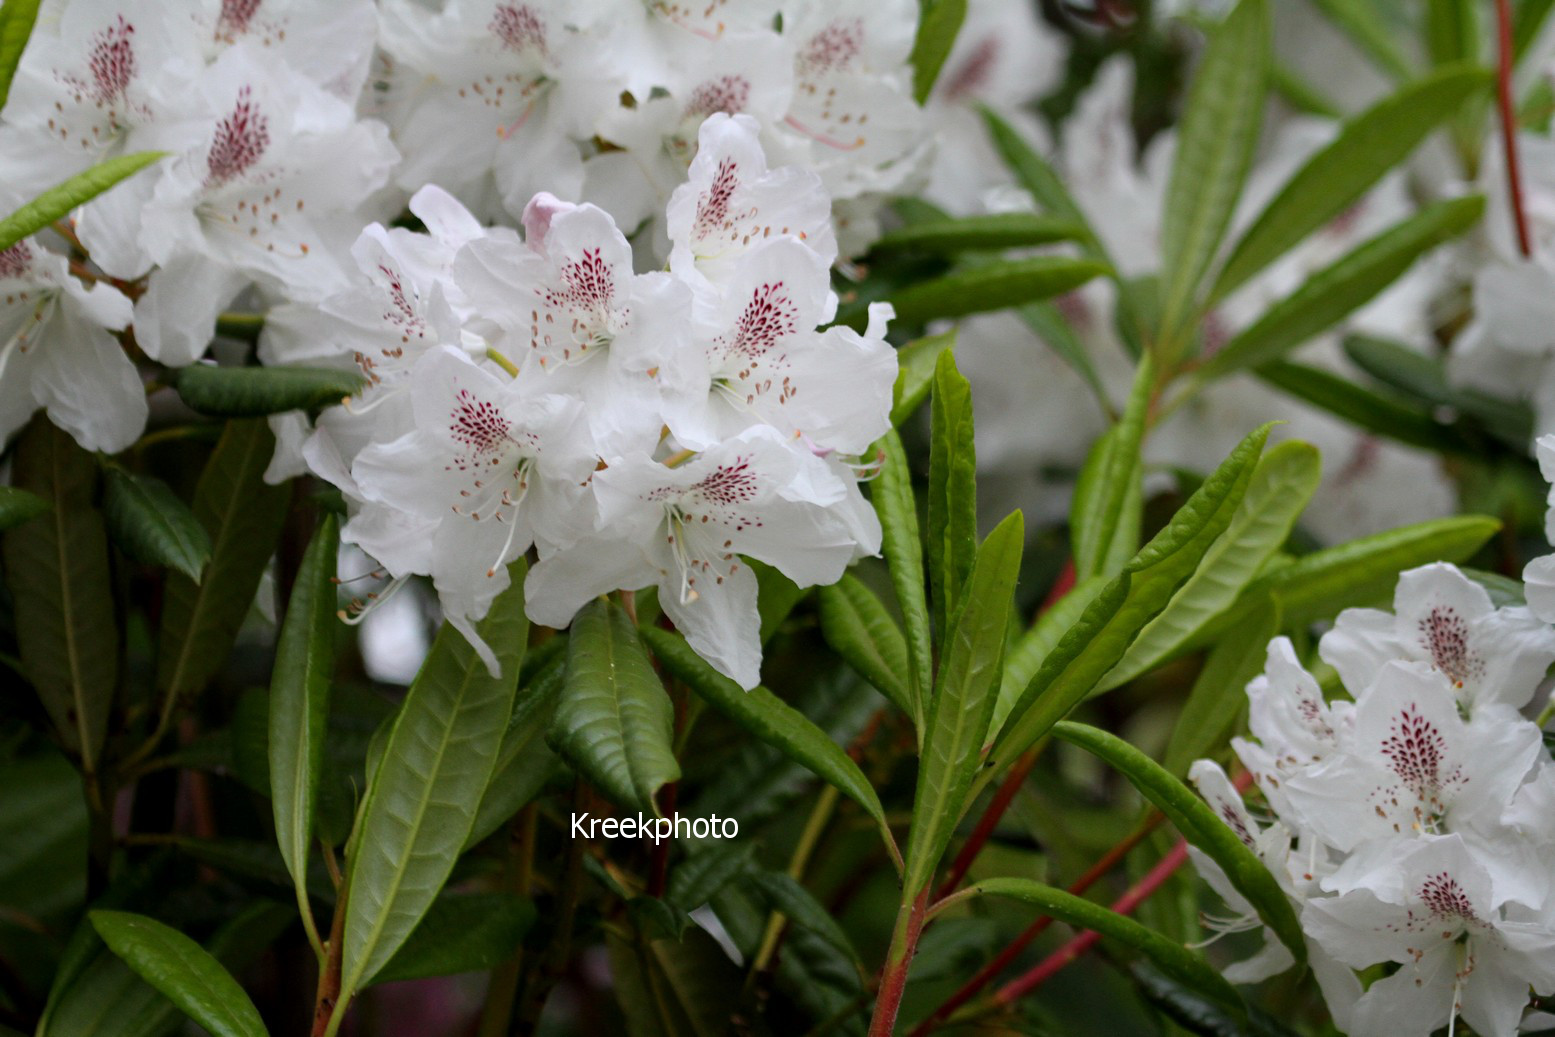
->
(666, 843), (757, 913)
(1131, 962), (1302, 1037)
(267, 514), (338, 937)
(1307, 0), (1414, 81)
(0, 151), (165, 253)
(549, 598), (678, 813)
(990, 425), (1273, 776)
(928, 349), (978, 644)
(965, 878), (1246, 1016)
(102, 467), (212, 582)
(989, 574), (1110, 741)
(1072, 356), (1152, 580)
(905, 512), (1024, 897)
(466, 647), (564, 850)
(339, 564), (527, 995)
(1256, 360), (1469, 454)
(641, 626), (893, 852)
(817, 575), (912, 715)
(1515, 0), (1555, 59)
(156, 420), (289, 704)
(1017, 301), (1111, 413)
(1344, 333), (1533, 446)
(909, 0), (968, 103)
(89, 911), (268, 1037)
(869, 257), (1108, 328)
(172, 365), (367, 417)
(2, 418), (116, 771)
(1426, 0), (1479, 66)
(1212, 65), (1491, 300)
(872, 430), (932, 730)
(1161, 595), (1281, 778)
(0, 484), (46, 531)
(892, 330), (956, 427)
(371, 892), (535, 985)
(1270, 63), (1343, 119)
(1051, 721), (1306, 964)
(606, 927), (742, 1037)
(869, 213), (1083, 256)
(0, 0), (41, 113)
(1197, 195), (1484, 381)
(744, 870), (863, 968)
(1158, 0), (1269, 337)
(978, 106), (1097, 247)
(1102, 441), (1320, 689)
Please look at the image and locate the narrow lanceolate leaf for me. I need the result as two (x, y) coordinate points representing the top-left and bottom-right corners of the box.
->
(173, 364), (367, 417)
(1257, 360), (1470, 454)
(909, 0), (968, 102)
(1516, 0), (1555, 59)
(1426, 0), (1478, 66)
(1158, 0), (1269, 337)
(989, 425), (1273, 777)
(0, 151), (166, 252)
(1212, 65), (1491, 300)
(1161, 595), (1280, 778)
(872, 430), (932, 730)
(966, 879), (1246, 1017)
(1344, 333), (1533, 446)
(1307, 0), (1414, 81)
(905, 512), (1024, 897)
(891, 330), (955, 427)
(1017, 301), (1111, 411)
(0, 0), (41, 113)
(1051, 721), (1306, 964)
(339, 565), (527, 995)
(745, 871), (863, 968)
(550, 599), (677, 813)
(1102, 441), (1319, 689)
(873, 257), (1108, 328)
(89, 911), (269, 1037)
(978, 106), (1094, 243)
(466, 648), (564, 850)
(1071, 356), (1152, 580)
(371, 892), (536, 985)
(1198, 195), (1485, 381)
(0, 485), (46, 531)
(989, 574), (1110, 741)
(869, 213), (1083, 256)
(268, 514), (339, 939)
(817, 575), (912, 715)
(2, 418), (116, 771)
(641, 626), (893, 851)
(102, 467), (212, 582)
(928, 350), (977, 646)
(157, 420), (289, 703)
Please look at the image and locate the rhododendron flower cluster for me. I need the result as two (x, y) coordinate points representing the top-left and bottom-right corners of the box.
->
(1190, 558), (1555, 1037)
(269, 114), (894, 688)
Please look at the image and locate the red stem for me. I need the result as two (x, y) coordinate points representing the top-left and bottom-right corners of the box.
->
(1497, 0), (1535, 258)
(868, 885), (930, 1037)
(995, 839), (1191, 1004)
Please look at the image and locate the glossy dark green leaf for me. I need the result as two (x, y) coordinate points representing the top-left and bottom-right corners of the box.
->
(0, 0), (41, 113)
(1072, 356), (1152, 580)
(1158, 0), (1269, 336)
(606, 926), (742, 1037)
(1161, 595), (1281, 778)
(371, 892), (535, 985)
(891, 330), (956, 426)
(339, 564), (527, 995)
(870, 213), (1083, 256)
(0, 151), (165, 252)
(0, 484), (45, 531)
(928, 349), (977, 643)
(89, 911), (268, 1037)
(1212, 65), (1490, 300)
(2, 418), (116, 770)
(1344, 333), (1533, 445)
(872, 430), (932, 730)
(870, 257), (1107, 329)
(102, 467), (211, 582)
(817, 574), (912, 714)
(173, 365), (366, 417)
(550, 598), (677, 813)
(1257, 360), (1468, 454)
(1051, 721), (1306, 963)
(909, 0), (968, 102)
(745, 870), (863, 968)
(466, 645), (563, 850)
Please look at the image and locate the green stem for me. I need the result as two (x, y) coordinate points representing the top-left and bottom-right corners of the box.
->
(1536, 692), (1555, 729)
(486, 348), (521, 378)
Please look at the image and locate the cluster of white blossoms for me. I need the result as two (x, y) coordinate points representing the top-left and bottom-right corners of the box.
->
(264, 114), (894, 687)
(1190, 552), (1555, 1035)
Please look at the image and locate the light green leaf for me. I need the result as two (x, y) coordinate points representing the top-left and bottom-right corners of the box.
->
(549, 598), (677, 813)
(157, 420), (289, 705)
(891, 330), (955, 427)
(905, 512), (1024, 897)
(1102, 440), (1319, 689)
(1161, 595), (1280, 778)
(1270, 63), (1343, 119)
(1198, 195), (1484, 381)
(0, 0), (41, 113)
(1212, 65), (1491, 300)
(371, 892), (535, 985)
(817, 575), (912, 715)
(870, 257), (1108, 328)
(988, 574), (1110, 741)
(0, 151), (165, 253)
(1071, 356), (1152, 580)
(873, 430), (932, 731)
(1307, 0), (1414, 81)
(89, 911), (268, 1037)
(268, 514), (338, 944)
(870, 213), (1083, 256)
(2, 418), (116, 771)
(102, 467), (211, 582)
(965, 878), (1246, 1016)
(641, 626), (894, 854)
(1426, 0), (1479, 66)
(1051, 721), (1306, 963)
(1158, 0), (1269, 337)
(339, 564), (527, 995)
(0, 484), (46, 531)
(909, 0), (968, 103)
(928, 349), (978, 644)
(173, 365), (366, 418)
